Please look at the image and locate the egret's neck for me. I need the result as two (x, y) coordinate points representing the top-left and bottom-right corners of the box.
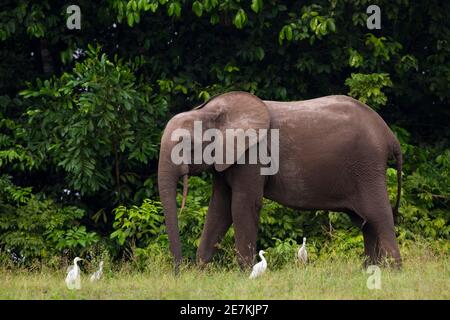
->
(259, 252), (265, 262)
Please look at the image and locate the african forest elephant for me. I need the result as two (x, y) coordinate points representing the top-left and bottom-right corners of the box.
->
(157, 91), (402, 270)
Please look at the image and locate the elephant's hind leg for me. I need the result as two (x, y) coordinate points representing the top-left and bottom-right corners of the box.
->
(196, 173), (232, 266)
(362, 222), (380, 267)
(348, 211), (379, 266)
(354, 185), (402, 268)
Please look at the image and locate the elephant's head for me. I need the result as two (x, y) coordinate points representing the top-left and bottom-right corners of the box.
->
(157, 91), (270, 268)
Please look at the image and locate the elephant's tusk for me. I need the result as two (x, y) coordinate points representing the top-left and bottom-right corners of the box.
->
(361, 219), (367, 229)
(180, 174), (189, 212)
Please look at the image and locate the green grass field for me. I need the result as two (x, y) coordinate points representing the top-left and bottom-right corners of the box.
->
(1, 245), (448, 300)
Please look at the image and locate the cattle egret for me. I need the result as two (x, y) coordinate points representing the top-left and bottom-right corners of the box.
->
(249, 250), (267, 279)
(90, 261), (104, 282)
(298, 237), (307, 264)
(65, 257), (83, 290)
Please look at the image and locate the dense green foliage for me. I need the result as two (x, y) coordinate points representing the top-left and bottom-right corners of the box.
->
(0, 175), (98, 260)
(0, 0), (448, 266)
(20, 45), (166, 204)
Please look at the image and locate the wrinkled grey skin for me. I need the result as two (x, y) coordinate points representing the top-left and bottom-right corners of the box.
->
(158, 91), (402, 271)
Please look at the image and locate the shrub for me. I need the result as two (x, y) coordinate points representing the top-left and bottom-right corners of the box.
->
(111, 199), (165, 248)
(265, 238), (299, 269)
(0, 176), (99, 263)
(20, 44), (167, 206)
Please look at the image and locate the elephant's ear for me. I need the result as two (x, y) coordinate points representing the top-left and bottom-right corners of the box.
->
(200, 91), (270, 172)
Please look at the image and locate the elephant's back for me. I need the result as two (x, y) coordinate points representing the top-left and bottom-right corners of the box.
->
(264, 95), (379, 125)
(264, 95), (393, 146)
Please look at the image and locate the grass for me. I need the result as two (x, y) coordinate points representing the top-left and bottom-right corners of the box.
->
(0, 244), (448, 300)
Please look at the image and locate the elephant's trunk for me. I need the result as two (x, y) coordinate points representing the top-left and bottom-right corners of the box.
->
(158, 168), (183, 270)
(158, 132), (187, 271)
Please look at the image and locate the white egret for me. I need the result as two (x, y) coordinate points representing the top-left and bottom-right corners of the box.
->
(298, 237), (307, 264)
(249, 250), (267, 279)
(90, 261), (104, 282)
(65, 257), (83, 290)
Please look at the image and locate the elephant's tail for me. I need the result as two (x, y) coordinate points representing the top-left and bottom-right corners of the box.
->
(391, 139), (402, 225)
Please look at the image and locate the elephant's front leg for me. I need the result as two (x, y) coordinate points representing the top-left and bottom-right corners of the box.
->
(228, 165), (265, 268)
(196, 173), (232, 265)
(231, 190), (263, 268)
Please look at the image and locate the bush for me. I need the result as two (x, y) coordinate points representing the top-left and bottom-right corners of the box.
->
(20, 44), (167, 206)
(265, 238), (299, 269)
(110, 175), (229, 261)
(111, 199), (165, 248)
(0, 176), (99, 263)
(387, 129), (450, 243)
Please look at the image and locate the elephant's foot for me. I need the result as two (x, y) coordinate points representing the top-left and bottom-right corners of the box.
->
(196, 251), (213, 269)
(236, 253), (254, 270)
(376, 246), (402, 269)
(362, 252), (402, 270)
(362, 237), (402, 270)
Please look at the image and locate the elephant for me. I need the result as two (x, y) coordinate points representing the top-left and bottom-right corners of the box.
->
(157, 91), (402, 270)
